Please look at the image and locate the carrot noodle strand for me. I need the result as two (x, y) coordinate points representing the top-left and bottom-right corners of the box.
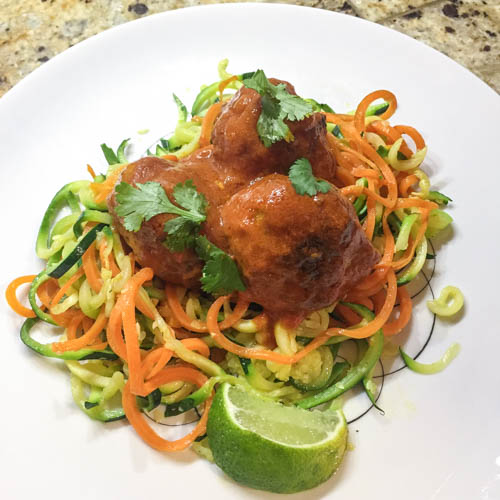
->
(87, 164), (97, 179)
(166, 285), (249, 332)
(121, 268), (154, 397)
(82, 242), (102, 293)
(354, 90), (397, 135)
(50, 267), (85, 309)
(383, 286), (412, 336)
(199, 102), (223, 147)
(52, 308), (107, 352)
(123, 366), (211, 451)
(6, 275), (37, 318)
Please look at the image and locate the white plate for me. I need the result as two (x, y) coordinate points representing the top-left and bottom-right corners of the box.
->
(1, 4), (499, 499)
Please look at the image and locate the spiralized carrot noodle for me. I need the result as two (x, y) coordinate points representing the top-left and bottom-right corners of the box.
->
(52, 308), (108, 353)
(161, 154), (179, 162)
(87, 164), (97, 179)
(180, 338), (210, 358)
(383, 286), (412, 336)
(123, 366), (211, 452)
(50, 267), (85, 309)
(198, 102), (223, 147)
(399, 174), (419, 197)
(206, 295), (330, 364)
(166, 284), (249, 333)
(142, 347), (173, 380)
(335, 303), (362, 326)
(394, 125), (426, 150)
(367, 120), (414, 158)
(218, 75), (239, 100)
(328, 120), (398, 207)
(82, 242), (102, 293)
(6, 275), (37, 318)
(91, 163), (128, 204)
(122, 267), (154, 397)
(354, 90), (397, 135)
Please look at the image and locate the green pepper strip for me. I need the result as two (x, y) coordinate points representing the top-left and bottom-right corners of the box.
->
(36, 180), (91, 259)
(20, 318), (117, 360)
(296, 303), (384, 409)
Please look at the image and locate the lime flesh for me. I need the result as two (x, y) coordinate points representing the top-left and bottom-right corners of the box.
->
(207, 383), (348, 493)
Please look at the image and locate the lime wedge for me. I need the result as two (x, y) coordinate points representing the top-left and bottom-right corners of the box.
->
(207, 383), (348, 493)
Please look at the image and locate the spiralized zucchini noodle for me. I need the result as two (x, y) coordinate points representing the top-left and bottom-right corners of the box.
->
(6, 60), (461, 454)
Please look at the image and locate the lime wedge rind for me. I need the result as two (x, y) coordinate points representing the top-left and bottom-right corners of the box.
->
(207, 383), (348, 494)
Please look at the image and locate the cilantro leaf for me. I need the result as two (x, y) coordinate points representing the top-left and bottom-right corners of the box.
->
(288, 158), (331, 197)
(243, 69), (275, 97)
(305, 98), (334, 113)
(115, 180), (207, 241)
(195, 236), (246, 295)
(164, 218), (200, 252)
(115, 182), (173, 231)
(172, 180), (207, 220)
(257, 104), (292, 147)
(243, 69), (313, 148)
(275, 84), (313, 121)
(115, 180), (245, 294)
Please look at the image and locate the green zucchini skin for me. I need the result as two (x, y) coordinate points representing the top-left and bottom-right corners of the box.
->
(28, 223), (107, 325)
(20, 318), (117, 361)
(296, 304), (384, 410)
(36, 181), (91, 259)
(295, 330), (383, 410)
(49, 223), (107, 279)
(163, 381), (213, 417)
(137, 389), (162, 412)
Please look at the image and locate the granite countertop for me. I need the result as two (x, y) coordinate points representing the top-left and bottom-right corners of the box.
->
(0, 0), (498, 96)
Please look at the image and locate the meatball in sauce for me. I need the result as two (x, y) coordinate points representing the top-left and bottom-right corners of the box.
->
(108, 80), (379, 318)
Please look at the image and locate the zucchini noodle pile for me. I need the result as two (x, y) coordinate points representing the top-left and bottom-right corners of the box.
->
(6, 61), (458, 455)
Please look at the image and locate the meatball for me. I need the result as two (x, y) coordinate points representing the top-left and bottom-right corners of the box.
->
(220, 174), (380, 315)
(211, 84), (337, 182)
(108, 78), (370, 314)
(108, 154), (220, 288)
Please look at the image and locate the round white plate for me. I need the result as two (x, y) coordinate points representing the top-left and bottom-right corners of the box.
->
(1, 4), (499, 499)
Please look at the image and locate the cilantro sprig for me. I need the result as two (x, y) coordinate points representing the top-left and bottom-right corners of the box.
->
(288, 158), (331, 197)
(195, 237), (246, 294)
(114, 180), (246, 294)
(115, 180), (207, 238)
(243, 70), (313, 147)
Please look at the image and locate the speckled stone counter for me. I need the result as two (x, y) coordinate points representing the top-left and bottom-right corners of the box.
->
(0, 0), (498, 97)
